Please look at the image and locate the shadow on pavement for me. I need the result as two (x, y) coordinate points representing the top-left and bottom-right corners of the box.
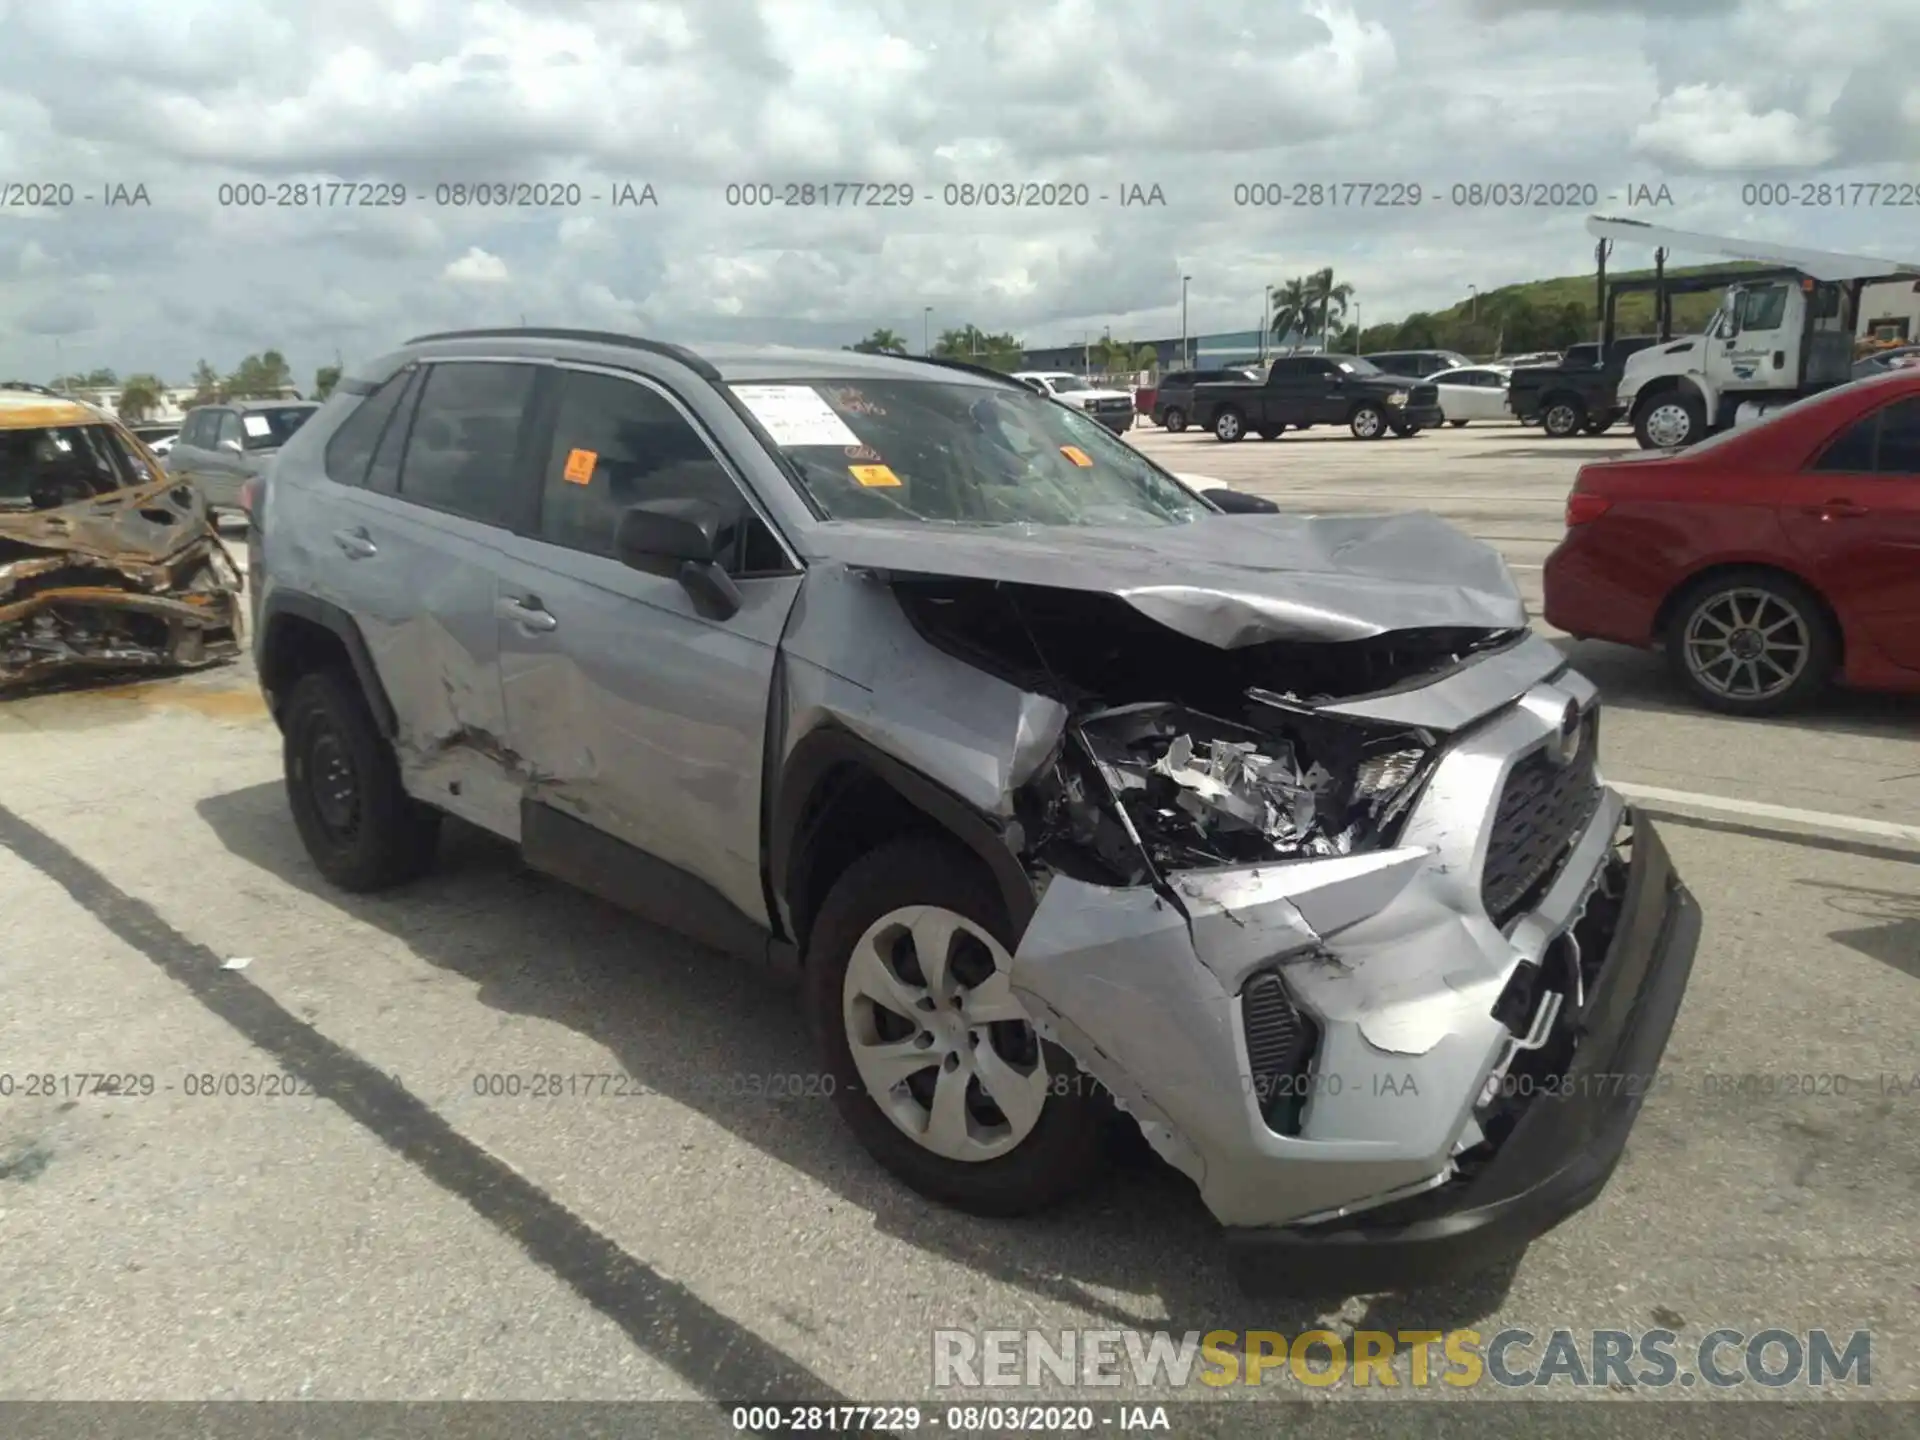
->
(196, 780), (1522, 1346)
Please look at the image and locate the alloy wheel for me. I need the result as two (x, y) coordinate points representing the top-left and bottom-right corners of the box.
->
(841, 904), (1048, 1163)
(1682, 588), (1811, 701)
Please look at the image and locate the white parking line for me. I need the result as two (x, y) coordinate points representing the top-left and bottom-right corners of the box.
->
(1611, 782), (1920, 845)
(1508, 563), (1544, 570)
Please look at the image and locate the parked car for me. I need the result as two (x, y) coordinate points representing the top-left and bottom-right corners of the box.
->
(167, 399), (321, 516)
(1008, 371), (1135, 434)
(1361, 350), (1473, 378)
(1853, 345), (1920, 381)
(250, 329), (1699, 1290)
(130, 422), (181, 452)
(1544, 367), (1920, 714)
(1151, 368), (1261, 432)
(1507, 336), (1663, 438)
(0, 385), (242, 689)
(1192, 355), (1443, 441)
(1428, 365), (1515, 426)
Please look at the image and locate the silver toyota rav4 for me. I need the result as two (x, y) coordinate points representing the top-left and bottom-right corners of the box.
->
(249, 329), (1701, 1292)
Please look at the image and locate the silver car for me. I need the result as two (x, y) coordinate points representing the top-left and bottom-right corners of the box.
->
(167, 399), (319, 515)
(250, 331), (1700, 1292)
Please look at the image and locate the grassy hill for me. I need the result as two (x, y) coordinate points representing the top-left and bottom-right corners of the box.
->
(1448, 261), (1767, 333)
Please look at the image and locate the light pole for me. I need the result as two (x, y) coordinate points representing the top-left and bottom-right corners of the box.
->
(1260, 285), (1272, 360)
(923, 307), (932, 356)
(1180, 274), (1190, 371)
(1352, 302), (1361, 354)
(1468, 284), (1478, 323)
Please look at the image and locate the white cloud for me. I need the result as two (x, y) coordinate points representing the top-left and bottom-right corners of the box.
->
(442, 246), (509, 282)
(1631, 84), (1837, 169)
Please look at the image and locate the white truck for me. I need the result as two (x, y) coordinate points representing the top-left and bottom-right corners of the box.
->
(1588, 216), (1920, 449)
(1009, 371), (1137, 434)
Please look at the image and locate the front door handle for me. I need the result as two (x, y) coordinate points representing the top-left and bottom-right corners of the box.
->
(1802, 499), (1869, 520)
(496, 595), (559, 632)
(332, 527), (377, 559)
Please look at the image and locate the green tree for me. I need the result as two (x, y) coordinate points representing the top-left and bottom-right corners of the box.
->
(1305, 266), (1354, 344)
(314, 365), (342, 400)
(1268, 278), (1312, 346)
(846, 328), (908, 355)
(1393, 312), (1441, 348)
(116, 373), (167, 422)
(933, 325), (1024, 371)
(188, 359), (224, 406)
(1092, 337), (1157, 375)
(225, 350), (295, 399)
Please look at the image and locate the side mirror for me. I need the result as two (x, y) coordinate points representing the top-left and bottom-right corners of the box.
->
(220, 438), (243, 453)
(614, 497), (744, 620)
(1204, 486), (1281, 514)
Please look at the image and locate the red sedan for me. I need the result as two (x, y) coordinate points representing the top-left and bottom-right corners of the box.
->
(1544, 368), (1920, 714)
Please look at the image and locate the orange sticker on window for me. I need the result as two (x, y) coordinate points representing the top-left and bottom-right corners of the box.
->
(1060, 445), (1093, 467)
(849, 464), (902, 487)
(563, 448), (597, 484)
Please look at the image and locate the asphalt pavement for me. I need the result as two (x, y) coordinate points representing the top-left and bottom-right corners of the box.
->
(1, 422), (1915, 1417)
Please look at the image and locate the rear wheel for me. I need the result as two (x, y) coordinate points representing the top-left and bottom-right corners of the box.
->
(1256, 425), (1283, 440)
(1162, 407), (1187, 433)
(1664, 570), (1836, 715)
(805, 837), (1107, 1216)
(283, 668), (441, 891)
(1583, 415), (1613, 436)
(1390, 421), (1420, 438)
(1448, 419), (1469, 428)
(1542, 398), (1587, 438)
(1635, 393), (1705, 449)
(1349, 404), (1387, 440)
(1213, 407), (1246, 442)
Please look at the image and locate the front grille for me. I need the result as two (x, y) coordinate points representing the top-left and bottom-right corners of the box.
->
(1481, 713), (1602, 928)
(1410, 383), (1438, 406)
(1242, 971), (1320, 1134)
(1093, 396), (1132, 412)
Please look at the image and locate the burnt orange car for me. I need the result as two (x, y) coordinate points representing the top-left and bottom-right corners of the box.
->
(0, 383), (243, 690)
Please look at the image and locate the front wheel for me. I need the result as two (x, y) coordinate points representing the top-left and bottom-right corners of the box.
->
(805, 837), (1108, 1216)
(1583, 415), (1614, 436)
(1390, 422), (1420, 438)
(1162, 407), (1187, 433)
(1448, 419), (1469, 428)
(1665, 570), (1836, 715)
(1213, 407), (1246, 442)
(1635, 393), (1705, 449)
(1349, 404), (1388, 440)
(1256, 425), (1284, 440)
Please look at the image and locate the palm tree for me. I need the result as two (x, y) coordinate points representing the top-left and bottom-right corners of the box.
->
(188, 359), (223, 406)
(1305, 267), (1354, 346)
(116, 373), (167, 423)
(1092, 338), (1157, 377)
(847, 328), (908, 354)
(1268, 278), (1311, 349)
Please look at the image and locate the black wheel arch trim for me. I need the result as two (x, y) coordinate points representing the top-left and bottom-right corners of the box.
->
(771, 724), (1038, 955)
(258, 590), (398, 738)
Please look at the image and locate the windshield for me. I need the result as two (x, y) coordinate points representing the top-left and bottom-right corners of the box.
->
(1336, 358), (1383, 375)
(0, 423), (150, 509)
(241, 406), (317, 450)
(1042, 375), (1088, 393)
(729, 377), (1209, 528)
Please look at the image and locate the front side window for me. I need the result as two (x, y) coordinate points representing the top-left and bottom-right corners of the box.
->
(323, 375), (411, 487)
(537, 370), (765, 565)
(0, 423), (142, 507)
(1874, 397), (1920, 473)
(1737, 284), (1789, 332)
(1045, 375), (1088, 393)
(396, 362), (539, 527)
(215, 412), (243, 450)
(729, 377), (1207, 528)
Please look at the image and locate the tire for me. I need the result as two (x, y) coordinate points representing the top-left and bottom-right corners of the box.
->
(1583, 415), (1613, 435)
(1542, 397), (1586, 438)
(283, 667), (442, 891)
(1634, 392), (1705, 450)
(1448, 419), (1469, 428)
(805, 836), (1107, 1217)
(1255, 425), (1283, 440)
(1390, 422), (1419, 438)
(1349, 404), (1388, 440)
(1213, 407), (1246, 442)
(1663, 569), (1836, 716)
(1162, 407), (1187, 433)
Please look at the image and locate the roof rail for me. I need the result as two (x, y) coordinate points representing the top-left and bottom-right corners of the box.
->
(901, 355), (1028, 387)
(0, 380), (61, 396)
(402, 327), (720, 380)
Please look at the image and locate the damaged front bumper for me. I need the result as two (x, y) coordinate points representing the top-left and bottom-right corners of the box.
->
(1009, 671), (1701, 1291)
(0, 481), (244, 690)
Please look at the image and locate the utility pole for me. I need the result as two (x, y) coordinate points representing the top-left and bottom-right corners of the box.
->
(923, 306), (932, 356)
(1353, 302), (1361, 354)
(1260, 286), (1271, 360)
(1180, 275), (1190, 371)
(1469, 284), (1478, 323)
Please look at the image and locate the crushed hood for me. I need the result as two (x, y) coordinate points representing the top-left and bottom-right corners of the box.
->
(802, 511), (1525, 647)
(0, 478), (217, 562)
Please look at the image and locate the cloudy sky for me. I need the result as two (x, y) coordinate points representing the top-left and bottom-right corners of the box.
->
(2, 0), (1917, 388)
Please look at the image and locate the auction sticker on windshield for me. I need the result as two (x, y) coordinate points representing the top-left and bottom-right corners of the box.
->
(242, 414), (273, 437)
(731, 384), (861, 448)
(848, 464), (901, 487)
(1060, 445), (1093, 467)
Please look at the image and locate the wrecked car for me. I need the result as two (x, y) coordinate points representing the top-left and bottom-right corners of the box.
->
(1, 385), (243, 691)
(251, 333), (1702, 1292)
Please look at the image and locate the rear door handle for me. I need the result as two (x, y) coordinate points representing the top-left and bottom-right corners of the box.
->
(1802, 499), (1869, 520)
(496, 595), (559, 632)
(332, 527), (377, 558)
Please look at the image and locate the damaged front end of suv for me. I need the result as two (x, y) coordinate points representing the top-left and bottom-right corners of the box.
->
(0, 402), (243, 691)
(782, 508), (1701, 1292)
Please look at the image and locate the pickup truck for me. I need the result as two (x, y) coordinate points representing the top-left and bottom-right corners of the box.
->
(1190, 354), (1443, 442)
(1506, 336), (1662, 438)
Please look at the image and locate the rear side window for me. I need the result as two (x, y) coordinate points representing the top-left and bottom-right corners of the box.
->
(1162, 372), (1193, 387)
(537, 370), (763, 566)
(397, 362), (539, 527)
(324, 374), (412, 487)
(1874, 397), (1920, 473)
